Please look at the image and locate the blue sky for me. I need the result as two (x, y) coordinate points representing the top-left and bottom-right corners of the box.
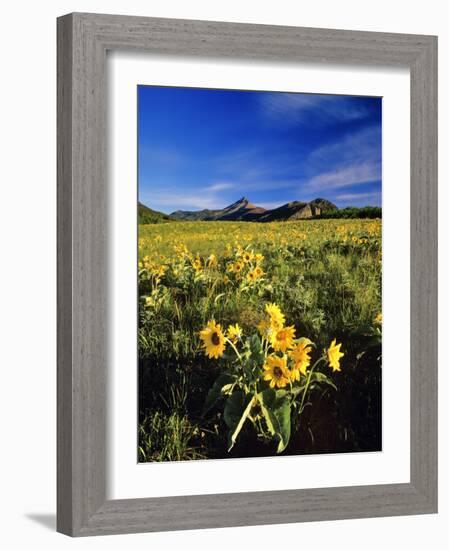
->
(138, 86), (381, 213)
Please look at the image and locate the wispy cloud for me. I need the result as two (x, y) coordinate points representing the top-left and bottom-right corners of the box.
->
(301, 125), (381, 197)
(214, 148), (291, 181)
(235, 179), (299, 193)
(140, 191), (221, 212)
(309, 126), (381, 165)
(141, 181), (239, 213)
(138, 87), (382, 211)
(208, 182), (235, 192)
(303, 161), (381, 192)
(214, 147), (308, 186)
(335, 190), (381, 207)
(260, 93), (374, 126)
(213, 126), (381, 198)
(336, 192), (381, 201)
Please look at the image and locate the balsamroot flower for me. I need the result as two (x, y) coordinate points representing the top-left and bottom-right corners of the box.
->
(271, 325), (296, 353)
(327, 339), (344, 372)
(290, 338), (313, 380)
(227, 323), (242, 343)
(263, 354), (290, 389)
(265, 302), (285, 330)
(199, 320), (226, 359)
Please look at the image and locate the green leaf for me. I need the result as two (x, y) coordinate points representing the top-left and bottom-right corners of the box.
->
(259, 389), (291, 453)
(248, 334), (263, 356)
(296, 336), (315, 348)
(223, 391), (254, 451)
(202, 373), (236, 417)
(214, 293), (226, 304)
(271, 399), (291, 453)
(290, 384), (306, 397)
(247, 334), (264, 375)
(309, 371), (337, 392)
(261, 388), (277, 406)
(259, 388), (276, 431)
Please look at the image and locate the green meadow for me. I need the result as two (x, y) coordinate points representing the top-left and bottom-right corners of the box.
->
(138, 219), (382, 461)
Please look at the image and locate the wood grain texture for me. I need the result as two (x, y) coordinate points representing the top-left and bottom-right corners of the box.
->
(57, 12), (438, 536)
(57, 13), (74, 536)
(409, 36), (438, 508)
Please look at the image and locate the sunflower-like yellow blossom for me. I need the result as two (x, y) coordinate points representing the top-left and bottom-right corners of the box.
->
(271, 325), (296, 352)
(227, 323), (242, 343)
(233, 261), (244, 273)
(265, 303), (285, 330)
(192, 258), (202, 273)
(263, 355), (290, 389)
(242, 250), (254, 263)
(257, 318), (272, 340)
(207, 254), (218, 269)
(290, 338), (313, 380)
(199, 320), (226, 359)
(327, 339), (344, 372)
(246, 270), (256, 282)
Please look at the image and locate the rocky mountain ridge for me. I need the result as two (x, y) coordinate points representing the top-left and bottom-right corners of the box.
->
(169, 197), (337, 222)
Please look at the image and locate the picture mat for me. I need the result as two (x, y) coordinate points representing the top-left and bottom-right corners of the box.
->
(107, 51), (410, 499)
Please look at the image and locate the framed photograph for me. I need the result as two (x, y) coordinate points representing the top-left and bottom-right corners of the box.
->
(57, 13), (437, 536)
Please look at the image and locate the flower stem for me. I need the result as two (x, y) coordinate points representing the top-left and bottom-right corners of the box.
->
(225, 337), (243, 363)
(263, 336), (270, 359)
(298, 356), (326, 415)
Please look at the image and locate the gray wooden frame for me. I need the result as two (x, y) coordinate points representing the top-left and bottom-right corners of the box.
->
(57, 12), (438, 537)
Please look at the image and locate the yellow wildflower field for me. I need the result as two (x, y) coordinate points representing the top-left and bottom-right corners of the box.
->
(138, 219), (382, 461)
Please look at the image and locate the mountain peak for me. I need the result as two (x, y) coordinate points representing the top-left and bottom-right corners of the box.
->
(228, 196), (249, 207)
(169, 197), (339, 222)
(218, 196), (264, 219)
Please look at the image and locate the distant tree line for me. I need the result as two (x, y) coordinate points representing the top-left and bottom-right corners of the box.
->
(138, 202), (173, 224)
(319, 206), (382, 219)
(138, 211), (170, 224)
